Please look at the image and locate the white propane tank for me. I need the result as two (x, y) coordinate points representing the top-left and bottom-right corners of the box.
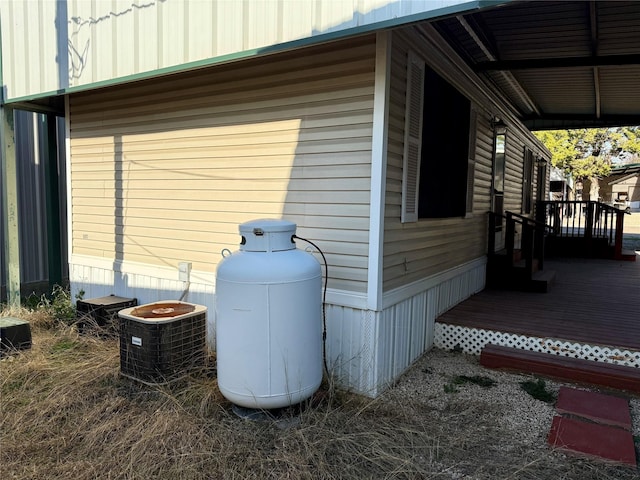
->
(215, 219), (322, 409)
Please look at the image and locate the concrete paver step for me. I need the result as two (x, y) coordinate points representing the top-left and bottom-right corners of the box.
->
(548, 416), (636, 467)
(555, 386), (632, 430)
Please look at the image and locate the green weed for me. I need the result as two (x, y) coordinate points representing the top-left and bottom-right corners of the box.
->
(443, 383), (459, 394)
(452, 375), (497, 388)
(51, 338), (79, 354)
(520, 378), (556, 403)
(38, 285), (85, 325)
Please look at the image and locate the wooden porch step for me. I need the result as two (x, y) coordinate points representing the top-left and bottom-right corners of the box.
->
(513, 258), (540, 273)
(480, 344), (640, 394)
(617, 250), (637, 262)
(487, 263), (555, 292)
(489, 248), (522, 264)
(529, 269), (556, 293)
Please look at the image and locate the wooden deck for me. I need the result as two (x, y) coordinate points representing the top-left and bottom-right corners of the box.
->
(437, 255), (640, 351)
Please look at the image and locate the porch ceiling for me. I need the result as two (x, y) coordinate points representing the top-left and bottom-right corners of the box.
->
(432, 0), (640, 130)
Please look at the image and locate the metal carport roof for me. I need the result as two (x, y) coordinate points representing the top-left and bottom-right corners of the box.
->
(5, 1), (640, 131)
(431, 0), (640, 130)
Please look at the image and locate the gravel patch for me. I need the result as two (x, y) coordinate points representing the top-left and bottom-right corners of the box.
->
(383, 348), (558, 443)
(379, 347), (639, 478)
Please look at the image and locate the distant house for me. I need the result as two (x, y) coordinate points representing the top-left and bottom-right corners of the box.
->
(549, 167), (574, 202)
(4, 1), (639, 397)
(599, 164), (640, 212)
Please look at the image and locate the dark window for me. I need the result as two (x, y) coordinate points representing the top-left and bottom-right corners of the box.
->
(550, 181), (564, 192)
(418, 67), (471, 218)
(536, 161), (547, 204)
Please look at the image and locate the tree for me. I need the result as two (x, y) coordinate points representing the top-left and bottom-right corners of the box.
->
(613, 126), (640, 164)
(533, 126), (640, 200)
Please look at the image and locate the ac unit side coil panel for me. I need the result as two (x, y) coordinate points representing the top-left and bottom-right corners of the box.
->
(119, 309), (206, 384)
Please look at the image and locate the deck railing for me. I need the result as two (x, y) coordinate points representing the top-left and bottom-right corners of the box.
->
(489, 210), (551, 273)
(536, 200), (627, 259)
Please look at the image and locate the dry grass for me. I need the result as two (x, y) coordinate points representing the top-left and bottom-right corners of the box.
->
(2, 307), (638, 479)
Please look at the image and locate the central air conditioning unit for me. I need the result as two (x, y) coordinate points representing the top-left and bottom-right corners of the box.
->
(76, 295), (137, 333)
(118, 301), (207, 385)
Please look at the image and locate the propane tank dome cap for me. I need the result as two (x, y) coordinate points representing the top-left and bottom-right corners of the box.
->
(239, 219), (297, 234)
(237, 219), (297, 252)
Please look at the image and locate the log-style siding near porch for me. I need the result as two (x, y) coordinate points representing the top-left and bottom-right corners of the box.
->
(382, 25), (549, 292)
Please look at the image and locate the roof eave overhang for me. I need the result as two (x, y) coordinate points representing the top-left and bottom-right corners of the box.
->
(523, 115), (640, 131)
(2, 0), (511, 111)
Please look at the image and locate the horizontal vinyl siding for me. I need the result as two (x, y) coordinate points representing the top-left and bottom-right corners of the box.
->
(383, 29), (491, 292)
(502, 127), (550, 215)
(69, 36), (376, 293)
(503, 133), (527, 214)
(474, 124), (494, 212)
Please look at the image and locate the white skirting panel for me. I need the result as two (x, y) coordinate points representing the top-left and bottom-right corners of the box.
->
(325, 305), (378, 395)
(326, 259), (486, 397)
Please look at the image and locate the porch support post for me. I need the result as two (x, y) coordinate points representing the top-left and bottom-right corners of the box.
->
(614, 211), (624, 260)
(42, 113), (62, 289)
(585, 201), (594, 255)
(534, 224), (545, 271)
(488, 212), (496, 254)
(505, 212), (515, 267)
(1, 104), (21, 307)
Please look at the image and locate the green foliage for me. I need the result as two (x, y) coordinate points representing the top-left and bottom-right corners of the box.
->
(533, 130), (578, 173)
(443, 383), (459, 394)
(23, 292), (42, 310)
(570, 155), (611, 181)
(519, 378), (556, 403)
(51, 337), (80, 354)
(444, 374), (497, 393)
(617, 126), (640, 163)
(452, 375), (497, 388)
(534, 126), (639, 181)
(38, 285), (85, 325)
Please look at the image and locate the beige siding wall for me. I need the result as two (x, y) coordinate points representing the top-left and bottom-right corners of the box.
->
(384, 26), (549, 291)
(69, 36), (376, 293)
